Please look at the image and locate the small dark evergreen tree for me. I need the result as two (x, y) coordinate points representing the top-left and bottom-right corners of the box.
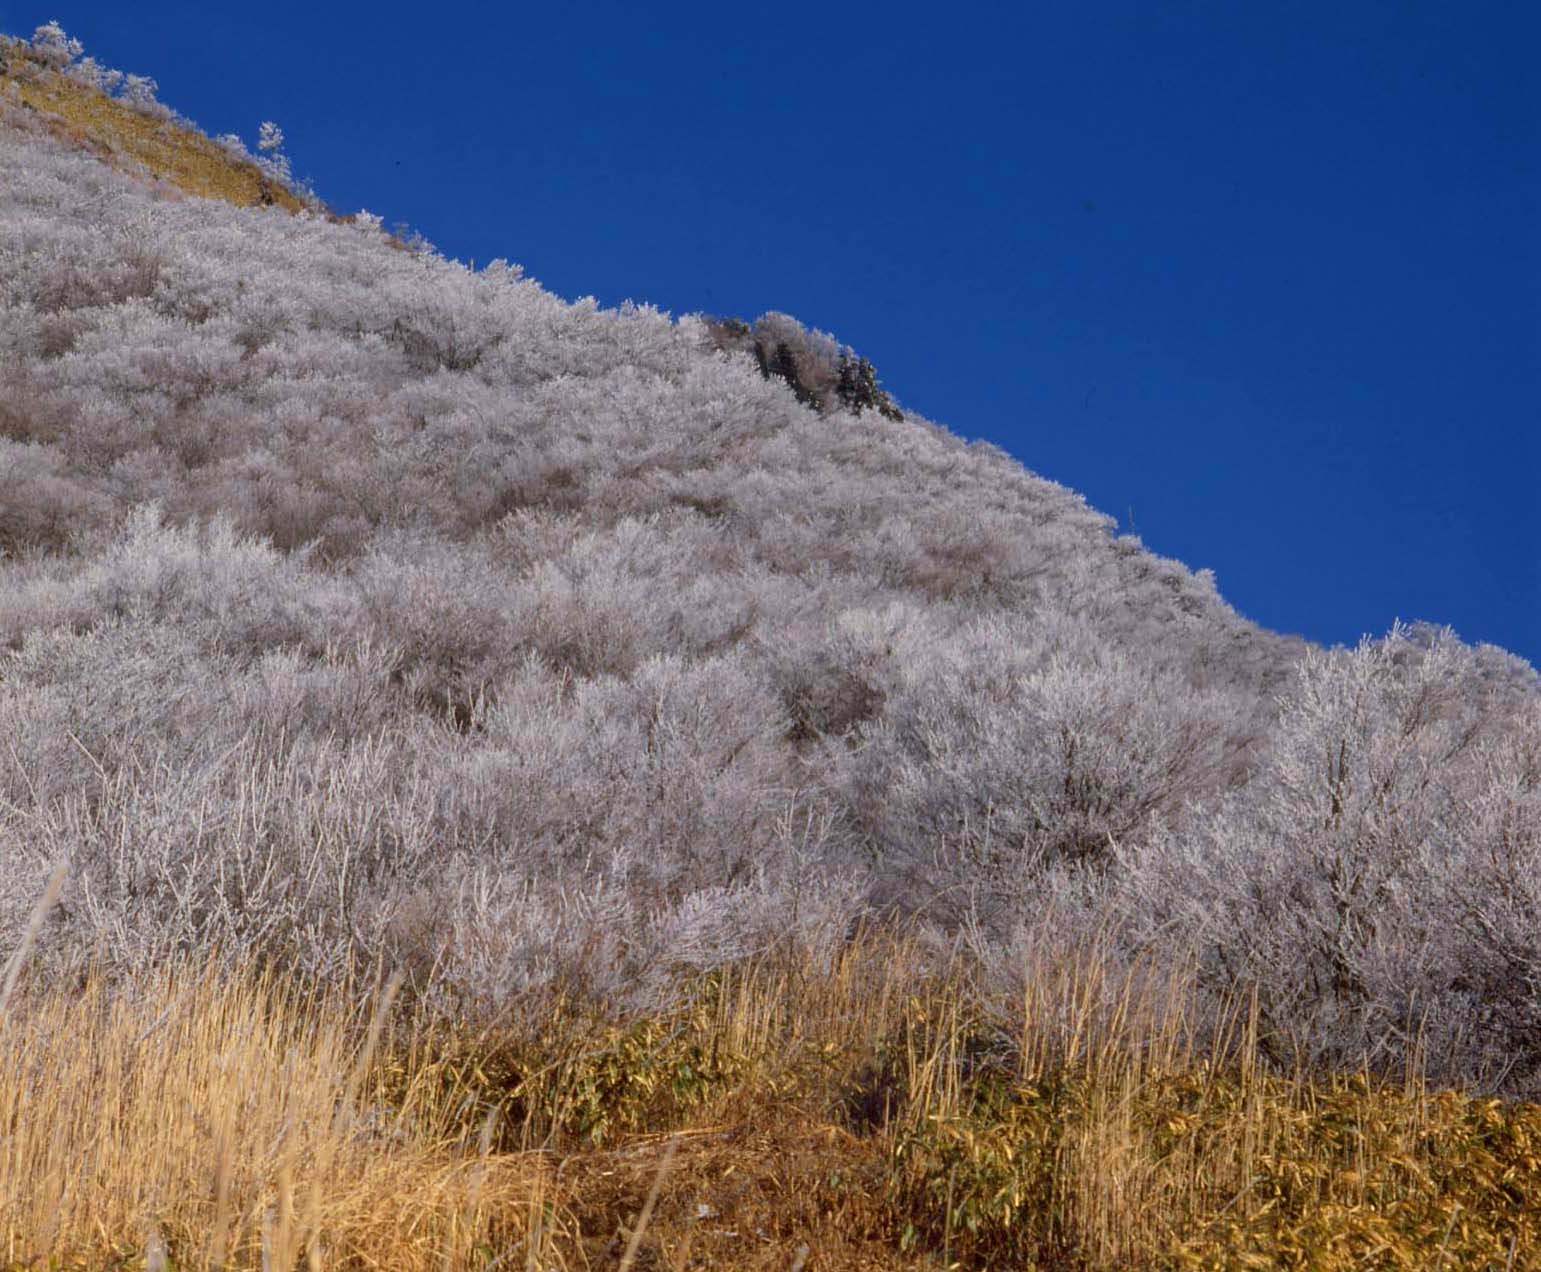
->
(768, 341), (820, 408)
(836, 352), (903, 420)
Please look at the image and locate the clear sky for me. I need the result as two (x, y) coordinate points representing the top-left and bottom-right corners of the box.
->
(7, 2), (1537, 664)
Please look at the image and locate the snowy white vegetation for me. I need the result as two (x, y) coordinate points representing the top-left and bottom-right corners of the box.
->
(23, 19), (171, 121)
(254, 119), (291, 186)
(0, 67), (1537, 1093)
(25, 19), (81, 70)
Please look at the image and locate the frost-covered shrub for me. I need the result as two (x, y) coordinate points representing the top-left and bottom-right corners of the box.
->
(0, 619), (219, 802)
(1129, 626), (1541, 1090)
(352, 536), (525, 723)
(29, 20), (82, 69)
(835, 613), (1243, 924)
(214, 132), (250, 162)
(66, 507), (347, 654)
(450, 650), (790, 888)
(254, 120), (291, 187)
(117, 73), (165, 116)
(0, 439), (114, 554)
(64, 56), (123, 95)
(757, 601), (917, 742)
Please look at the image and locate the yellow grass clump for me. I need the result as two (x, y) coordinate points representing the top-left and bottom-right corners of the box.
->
(375, 937), (1541, 1270)
(0, 36), (305, 213)
(0, 861), (1537, 1268)
(0, 962), (569, 1270)
(877, 941), (1541, 1270)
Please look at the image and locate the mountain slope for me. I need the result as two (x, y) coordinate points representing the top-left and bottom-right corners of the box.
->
(1, 28), (1538, 1110)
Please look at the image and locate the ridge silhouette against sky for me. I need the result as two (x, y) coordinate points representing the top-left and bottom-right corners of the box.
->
(7, 1), (1536, 663)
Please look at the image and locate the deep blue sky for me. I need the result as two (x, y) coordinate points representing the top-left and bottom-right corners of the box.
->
(8, 2), (1538, 663)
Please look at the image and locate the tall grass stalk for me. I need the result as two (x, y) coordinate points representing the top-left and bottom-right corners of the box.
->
(0, 960), (566, 1269)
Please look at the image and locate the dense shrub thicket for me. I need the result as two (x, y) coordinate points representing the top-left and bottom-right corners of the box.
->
(1, 70), (1537, 1094)
(705, 312), (905, 421)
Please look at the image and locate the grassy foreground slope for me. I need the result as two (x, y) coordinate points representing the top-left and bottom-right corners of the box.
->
(2, 937), (1540, 1269)
(1, 22), (1540, 1270)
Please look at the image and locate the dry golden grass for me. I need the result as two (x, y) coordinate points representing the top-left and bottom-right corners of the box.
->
(0, 896), (1537, 1269)
(0, 37), (304, 213)
(873, 938), (1541, 1270)
(361, 934), (1541, 1271)
(0, 962), (569, 1270)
